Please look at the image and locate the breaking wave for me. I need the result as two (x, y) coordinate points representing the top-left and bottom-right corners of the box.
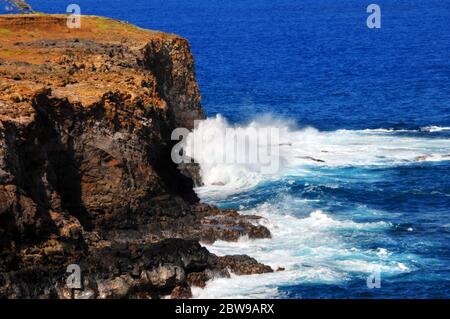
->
(193, 202), (410, 299)
(187, 115), (450, 197)
(187, 115), (449, 298)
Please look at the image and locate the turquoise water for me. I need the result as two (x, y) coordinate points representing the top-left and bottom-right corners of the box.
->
(15, 0), (450, 298)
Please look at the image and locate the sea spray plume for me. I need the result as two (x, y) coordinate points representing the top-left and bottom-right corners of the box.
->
(190, 115), (450, 199)
(182, 115), (284, 191)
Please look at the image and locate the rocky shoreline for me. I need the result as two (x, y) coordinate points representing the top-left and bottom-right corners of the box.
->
(0, 15), (272, 299)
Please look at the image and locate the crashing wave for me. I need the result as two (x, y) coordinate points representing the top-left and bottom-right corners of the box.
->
(187, 115), (450, 195)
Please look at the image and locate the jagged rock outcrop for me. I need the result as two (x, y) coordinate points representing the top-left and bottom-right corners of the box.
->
(0, 14), (271, 299)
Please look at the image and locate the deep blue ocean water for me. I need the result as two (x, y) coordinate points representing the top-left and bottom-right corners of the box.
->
(8, 0), (450, 298)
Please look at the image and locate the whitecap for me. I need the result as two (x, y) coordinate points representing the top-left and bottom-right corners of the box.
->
(195, 201), (410, 299)
(187, 115), (450, 196)
(420, 126), (450, 132)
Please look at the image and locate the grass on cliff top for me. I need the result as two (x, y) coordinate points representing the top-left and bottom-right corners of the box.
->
(96, 17), (140, 32)
(0, 48), (30, 57)
(0, 26), (39, 39)
(0, 14), (178, 41)
(0, 14), (140, 32)
(0, 27), (14, 36)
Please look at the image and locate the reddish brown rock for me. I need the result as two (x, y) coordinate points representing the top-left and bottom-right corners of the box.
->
(187, 271), (210, 288)
(171, 285), (192, 299)
(213, 255), (274, 275)
(0, 14), (271, 299)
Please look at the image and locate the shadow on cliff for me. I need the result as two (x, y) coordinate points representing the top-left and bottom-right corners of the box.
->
(28, 91), (93, 231)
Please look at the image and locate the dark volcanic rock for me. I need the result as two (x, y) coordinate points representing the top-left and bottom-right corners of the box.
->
(0, 15), (272, 299)
(213, 255), (274, 276)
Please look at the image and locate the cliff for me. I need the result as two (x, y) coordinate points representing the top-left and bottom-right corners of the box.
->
(0, 15), (271, 299)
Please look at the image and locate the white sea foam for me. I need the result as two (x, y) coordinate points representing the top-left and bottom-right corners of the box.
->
(193, 202), (410, 299)
(188, 115), (445, 298)
(420, 126), (450, 132)
(189, 115), (450, 196)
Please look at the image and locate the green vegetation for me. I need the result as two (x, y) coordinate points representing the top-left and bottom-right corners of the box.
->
(0, 49), (30, 57)
(0, 28), (14, 36)
(96, 17), (138, 32)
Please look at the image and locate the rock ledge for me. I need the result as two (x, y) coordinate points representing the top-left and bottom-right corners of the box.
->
(0, 15), (272, 299)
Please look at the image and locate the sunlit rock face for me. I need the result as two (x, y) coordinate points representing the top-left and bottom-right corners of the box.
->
(0, 14), (271, 299)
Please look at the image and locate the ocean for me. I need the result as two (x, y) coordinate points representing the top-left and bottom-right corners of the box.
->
(15, 0), (450, 298)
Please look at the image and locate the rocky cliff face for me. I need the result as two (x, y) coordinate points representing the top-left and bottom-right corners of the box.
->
(0, 15), (271, 299)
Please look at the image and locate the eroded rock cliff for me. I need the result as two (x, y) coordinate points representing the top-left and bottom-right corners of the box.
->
(0, 15), (271, 299)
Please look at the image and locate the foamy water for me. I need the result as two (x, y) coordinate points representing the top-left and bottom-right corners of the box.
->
(189, 115), (450, 198)
(188, 116), (450, 299)
(193, 203), (410, 299)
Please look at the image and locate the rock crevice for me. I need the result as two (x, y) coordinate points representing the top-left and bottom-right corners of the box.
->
(0, 15), (271, 299)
